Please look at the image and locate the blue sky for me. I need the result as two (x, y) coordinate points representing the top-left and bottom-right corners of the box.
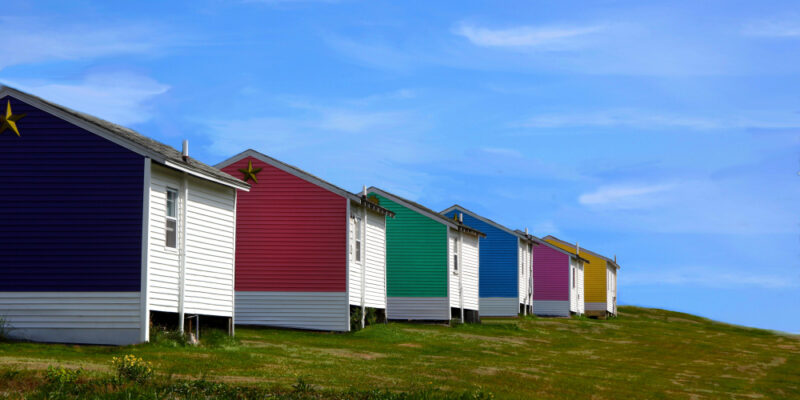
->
(2, 1), (798, 332)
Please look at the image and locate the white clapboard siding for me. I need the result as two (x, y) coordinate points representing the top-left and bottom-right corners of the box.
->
(577, 262), (585, 314)
(461, 232), (480, 311)
(480, 298), (519, 317)
(0, 292), (141, 345)
(148, 166), (181, 312)
(184, 176), (235, 317)
(148, 165), (235, 317)
(236, 291), (348, 331)
(364, 208), (387, 308)
(449, 229), (458, 309)
(607, 265), (616, 314)
(387, 297), (449, 320)
(533, 300), (570, 317)
(570, 257), (578, 313)
(518, 240), (532, 304)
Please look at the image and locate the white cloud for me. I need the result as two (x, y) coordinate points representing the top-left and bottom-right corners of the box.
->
(624, 266), (799, 289)
(518, 110), (800, 131)
(4, 72), (170, 126)
(579, 183), (674, 207)
(479, 147), (523, 158)
(743, 19), (800, 38)
(454, 22), (603, 48)
(0, 17), (175, 71)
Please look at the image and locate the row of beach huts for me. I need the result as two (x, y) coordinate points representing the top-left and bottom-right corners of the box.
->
(0, 86), (619, 345)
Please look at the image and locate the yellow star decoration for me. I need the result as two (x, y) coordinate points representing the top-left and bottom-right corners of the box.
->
(238, 160), (262, 183)
(0, 100), (26, 137)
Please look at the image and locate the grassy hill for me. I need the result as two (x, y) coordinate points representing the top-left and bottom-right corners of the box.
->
(0, 306), (798, 399)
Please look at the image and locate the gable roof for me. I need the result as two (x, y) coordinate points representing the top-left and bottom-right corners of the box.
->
(543, 235), (620, 269)
(517, 231), (590, 263)
(215, 149), (394, 217)
(367, 187), (485, 237)
(0, 85), (249, 191)
(442, 204), (529, 241)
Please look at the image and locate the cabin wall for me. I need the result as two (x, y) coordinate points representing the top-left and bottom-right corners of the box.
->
(577, 261), (585, 314)
(349, 207), (387, 309)
(183, 176), (236, 317)
(607, 265), (617, 314)
(532, 243), (570, 317)
(544, 239), (608, 306)
(370, 192), (448, 320)
(461, 232), (480, 311)
(147, 165), (236, 317)
(518, 240), (532, 305)
(533, 245), (569, 301)
(0, 95), (145, 345)
(0, 95), (144, 292)
(220, 156), (349, 330)
(447, 229), (480, 312)
(442, 209), (518, 303)
(569, 257), (579, 313)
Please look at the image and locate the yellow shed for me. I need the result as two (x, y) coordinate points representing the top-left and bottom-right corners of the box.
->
(543, 236), (620, 317)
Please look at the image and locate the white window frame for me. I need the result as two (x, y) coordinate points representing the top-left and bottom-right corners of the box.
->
(165, 188), (178, 249)
(353, 216), (363, 263)
(452, 235), (459, 274)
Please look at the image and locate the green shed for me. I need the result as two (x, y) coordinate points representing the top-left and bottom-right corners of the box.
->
(367, 188), (485, 322)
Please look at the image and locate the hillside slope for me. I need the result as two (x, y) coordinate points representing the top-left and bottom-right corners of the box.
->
(1, 306), (798, 399)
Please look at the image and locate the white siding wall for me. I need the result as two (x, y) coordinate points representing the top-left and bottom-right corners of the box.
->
(0, 292), (141, 345)
(448, 229), (479, 311)
(518, 240), (532, 305)
(184, 177), (235, 317)
(577, 261), (585, 314)
(148, 166), (181, 312)
(570, 258), (577, 313)
(148, 165), (235, 317)
(236, 291), (348, 331)
(607, 265), (617, 314)
(349, 207), (388, 309)
(461, 232), (480, 311)
(448, 229), (458, 309)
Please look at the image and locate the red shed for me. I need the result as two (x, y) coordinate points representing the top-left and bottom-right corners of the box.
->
(217, 149), (393, 331)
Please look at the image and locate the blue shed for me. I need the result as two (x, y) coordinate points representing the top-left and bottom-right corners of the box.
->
(441, 205), (532, 317)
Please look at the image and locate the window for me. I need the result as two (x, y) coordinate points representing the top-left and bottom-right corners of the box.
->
(353, 216), (363, 263)
(165, 188), (178, 248)
(453, 237), (459, 272)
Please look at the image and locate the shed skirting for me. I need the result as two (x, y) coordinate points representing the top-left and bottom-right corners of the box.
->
(235, 291), (348, 331)
(533, 300), (570, 317)
(387, 297), (449, 321)
(479, 297), (519, 317)
(585, 302), (607, 311)
(0, 292), (142, 345)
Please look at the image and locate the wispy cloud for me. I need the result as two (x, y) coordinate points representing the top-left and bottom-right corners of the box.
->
(579, 183), (674, 208)
(4, 72), (170, 126)
(453, 22), (604, 49)
(479, 147), (523, 158)
(518, 109), (800, 131)
(742, 19), (800, 38)
(624, 266), (799, 289)
(0, 17), (176, 71)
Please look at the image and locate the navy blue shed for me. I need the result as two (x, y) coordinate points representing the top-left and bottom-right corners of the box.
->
(442, 205), (533, 317)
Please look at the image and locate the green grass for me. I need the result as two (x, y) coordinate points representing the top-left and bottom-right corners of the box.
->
(0, 306), (798, 399)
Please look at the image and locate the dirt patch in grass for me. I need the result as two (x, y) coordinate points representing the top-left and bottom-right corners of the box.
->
(0, 356), (109, 372)
(451, 333), (528, 346)
(314, 348), (385, 360)
(397, 343), (421, 348)
(473, 366), (499, 375)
